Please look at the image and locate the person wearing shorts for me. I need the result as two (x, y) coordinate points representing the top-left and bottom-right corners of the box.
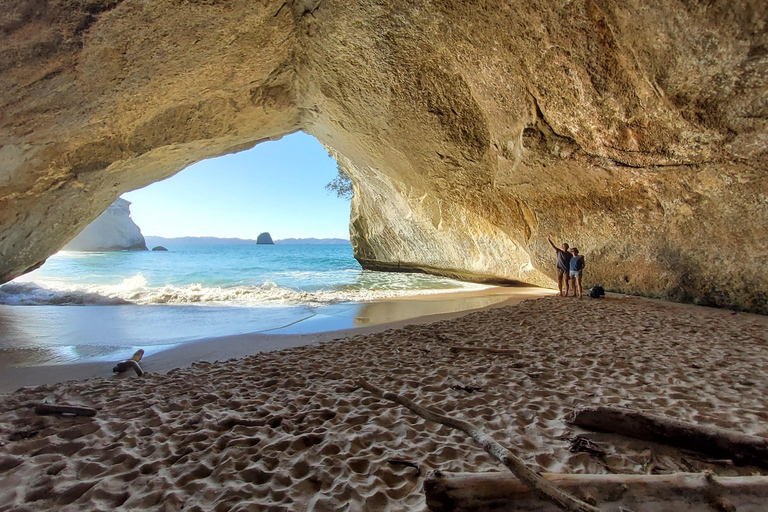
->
(569, 248), (585, 298)
(547, 235), (571, 297)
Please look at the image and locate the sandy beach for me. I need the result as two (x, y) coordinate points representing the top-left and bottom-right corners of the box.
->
(1, 294), (768, 511)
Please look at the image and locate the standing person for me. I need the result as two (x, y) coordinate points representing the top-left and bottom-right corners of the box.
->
(569, 248), (585, 298)
(547, 235), (571, 297)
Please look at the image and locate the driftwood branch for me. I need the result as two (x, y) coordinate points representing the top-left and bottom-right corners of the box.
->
(358, 378), (599, 512)
(387, 459), (421, 475)
(424, 471), (768, 512)
(114, 359), (144, 377)
(113, 349), (145, 377)
(34, 404), (97, 417)
(567, 406), (768, 469)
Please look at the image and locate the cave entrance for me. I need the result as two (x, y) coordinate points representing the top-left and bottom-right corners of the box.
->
(10, 131), (358, 300)
(0, 133), (527, 374)
(0, 132), (362, 369)
(122, 131), (352, 244)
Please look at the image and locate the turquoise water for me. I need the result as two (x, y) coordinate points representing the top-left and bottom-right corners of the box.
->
(0, 244), (489, 365)
(0, 244), (483, 305)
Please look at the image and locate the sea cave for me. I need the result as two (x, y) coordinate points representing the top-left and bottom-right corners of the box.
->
(1, 0), (766, 312)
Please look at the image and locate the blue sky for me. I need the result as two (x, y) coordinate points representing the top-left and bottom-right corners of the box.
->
(122, 132), (351, 240)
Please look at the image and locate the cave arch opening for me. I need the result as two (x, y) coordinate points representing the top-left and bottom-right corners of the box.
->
(121, 131), (352, 244)
(0, 129), (508, 370)
(9, 131), (362, 299)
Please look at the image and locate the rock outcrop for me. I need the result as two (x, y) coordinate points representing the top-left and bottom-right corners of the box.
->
(0, 1), (766, 311)
(256, 232), (275, 245)
(63, 199), (147, 252)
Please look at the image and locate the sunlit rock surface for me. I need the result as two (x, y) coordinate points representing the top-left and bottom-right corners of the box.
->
(0, 0), (766, 311)
(63, 198), (146, 252)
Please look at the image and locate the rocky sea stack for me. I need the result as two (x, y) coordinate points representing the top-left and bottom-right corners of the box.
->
(256, 232), (275, 245)
(0, 1), (766, 311)
(63, 199), (147, 252)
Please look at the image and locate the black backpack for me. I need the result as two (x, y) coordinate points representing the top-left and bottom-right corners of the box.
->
(589, 285), (605, 299)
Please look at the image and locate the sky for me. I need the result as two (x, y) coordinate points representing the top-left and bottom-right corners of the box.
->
(122, 132), (351, 240)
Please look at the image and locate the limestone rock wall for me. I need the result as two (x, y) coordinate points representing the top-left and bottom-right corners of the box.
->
(303, 0), (768, 311)
(1, 0), (766, 311)
(63, 198), (147, 251)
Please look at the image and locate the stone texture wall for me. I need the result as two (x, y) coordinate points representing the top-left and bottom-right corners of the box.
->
(63, 198), (147, 251)
(1, 0), (766, 311)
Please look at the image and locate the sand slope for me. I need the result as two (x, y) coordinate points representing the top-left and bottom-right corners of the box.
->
(1, 296), (767, 511)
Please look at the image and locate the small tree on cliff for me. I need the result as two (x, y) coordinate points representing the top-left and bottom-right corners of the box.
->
(325, 165), (353, 200)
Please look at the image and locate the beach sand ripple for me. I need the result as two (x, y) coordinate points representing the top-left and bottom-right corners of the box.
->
(1, 296), (768, 511)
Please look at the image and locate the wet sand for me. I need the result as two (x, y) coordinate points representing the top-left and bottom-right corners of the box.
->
(0, 286), (554, 393)
(1, 294), (768, 511)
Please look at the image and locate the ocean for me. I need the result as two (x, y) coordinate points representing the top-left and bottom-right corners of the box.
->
(0, 244), (495, 366)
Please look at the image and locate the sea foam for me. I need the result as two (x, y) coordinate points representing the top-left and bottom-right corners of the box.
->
(0, 273), (490, 307)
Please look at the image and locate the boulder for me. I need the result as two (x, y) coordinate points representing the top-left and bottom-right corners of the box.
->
(0, 0), (766, 311)
(63, 199), (147, 252)
(256, 232), (275, 245)
(151, 246), (168, 252)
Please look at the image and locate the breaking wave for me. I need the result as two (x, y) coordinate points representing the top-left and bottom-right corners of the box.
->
(0, 273), (490, 307)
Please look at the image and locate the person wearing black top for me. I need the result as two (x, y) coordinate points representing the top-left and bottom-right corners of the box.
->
(547, 235), (572, 297)
(569, 248), (586, 298)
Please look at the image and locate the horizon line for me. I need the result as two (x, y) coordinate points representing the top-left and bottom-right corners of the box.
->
(144, 235), (351, 241)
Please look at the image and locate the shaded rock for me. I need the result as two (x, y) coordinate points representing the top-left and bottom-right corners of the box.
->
(0, 0), (766, 311)
(151, 246), (168, 252)
(256, 232), (274, 245)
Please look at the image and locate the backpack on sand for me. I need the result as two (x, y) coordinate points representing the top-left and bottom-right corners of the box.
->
(589, 285), (605, 299)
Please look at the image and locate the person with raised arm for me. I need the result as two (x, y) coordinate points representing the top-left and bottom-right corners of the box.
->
(547, 235), (571, 297)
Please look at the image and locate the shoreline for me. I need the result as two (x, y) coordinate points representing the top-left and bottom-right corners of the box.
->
(0, 285), (556, 393)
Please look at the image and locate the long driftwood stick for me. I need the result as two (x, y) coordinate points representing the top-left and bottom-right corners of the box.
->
(34, 404), (97, 417)
(358, 379), (600, 512)
(425, 471), (768, 512)
(567, 406), (768, 469)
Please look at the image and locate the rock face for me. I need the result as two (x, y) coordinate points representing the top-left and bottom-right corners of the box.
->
(0, 1), (766, 311)
(256, 232), (275, 245)
(63, 199), (147, 252)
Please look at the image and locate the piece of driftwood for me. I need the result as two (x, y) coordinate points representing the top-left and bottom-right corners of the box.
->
(387, 459), (421, 475)
(358, 379), (599, 512)
(567, 406), (768, 469)
(425, 471), (768, 512)
(569, 436), (607, 460)
(113, 349), (145, 377)
(34, 404), (97, 417)
(451, 384), (482, 393)
(450, 346), (520, 356)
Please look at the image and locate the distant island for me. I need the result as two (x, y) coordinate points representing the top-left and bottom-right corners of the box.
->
(275, 238), (350, 245)
(256, 232), (274, 245)
(144, 236), (350, 248)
